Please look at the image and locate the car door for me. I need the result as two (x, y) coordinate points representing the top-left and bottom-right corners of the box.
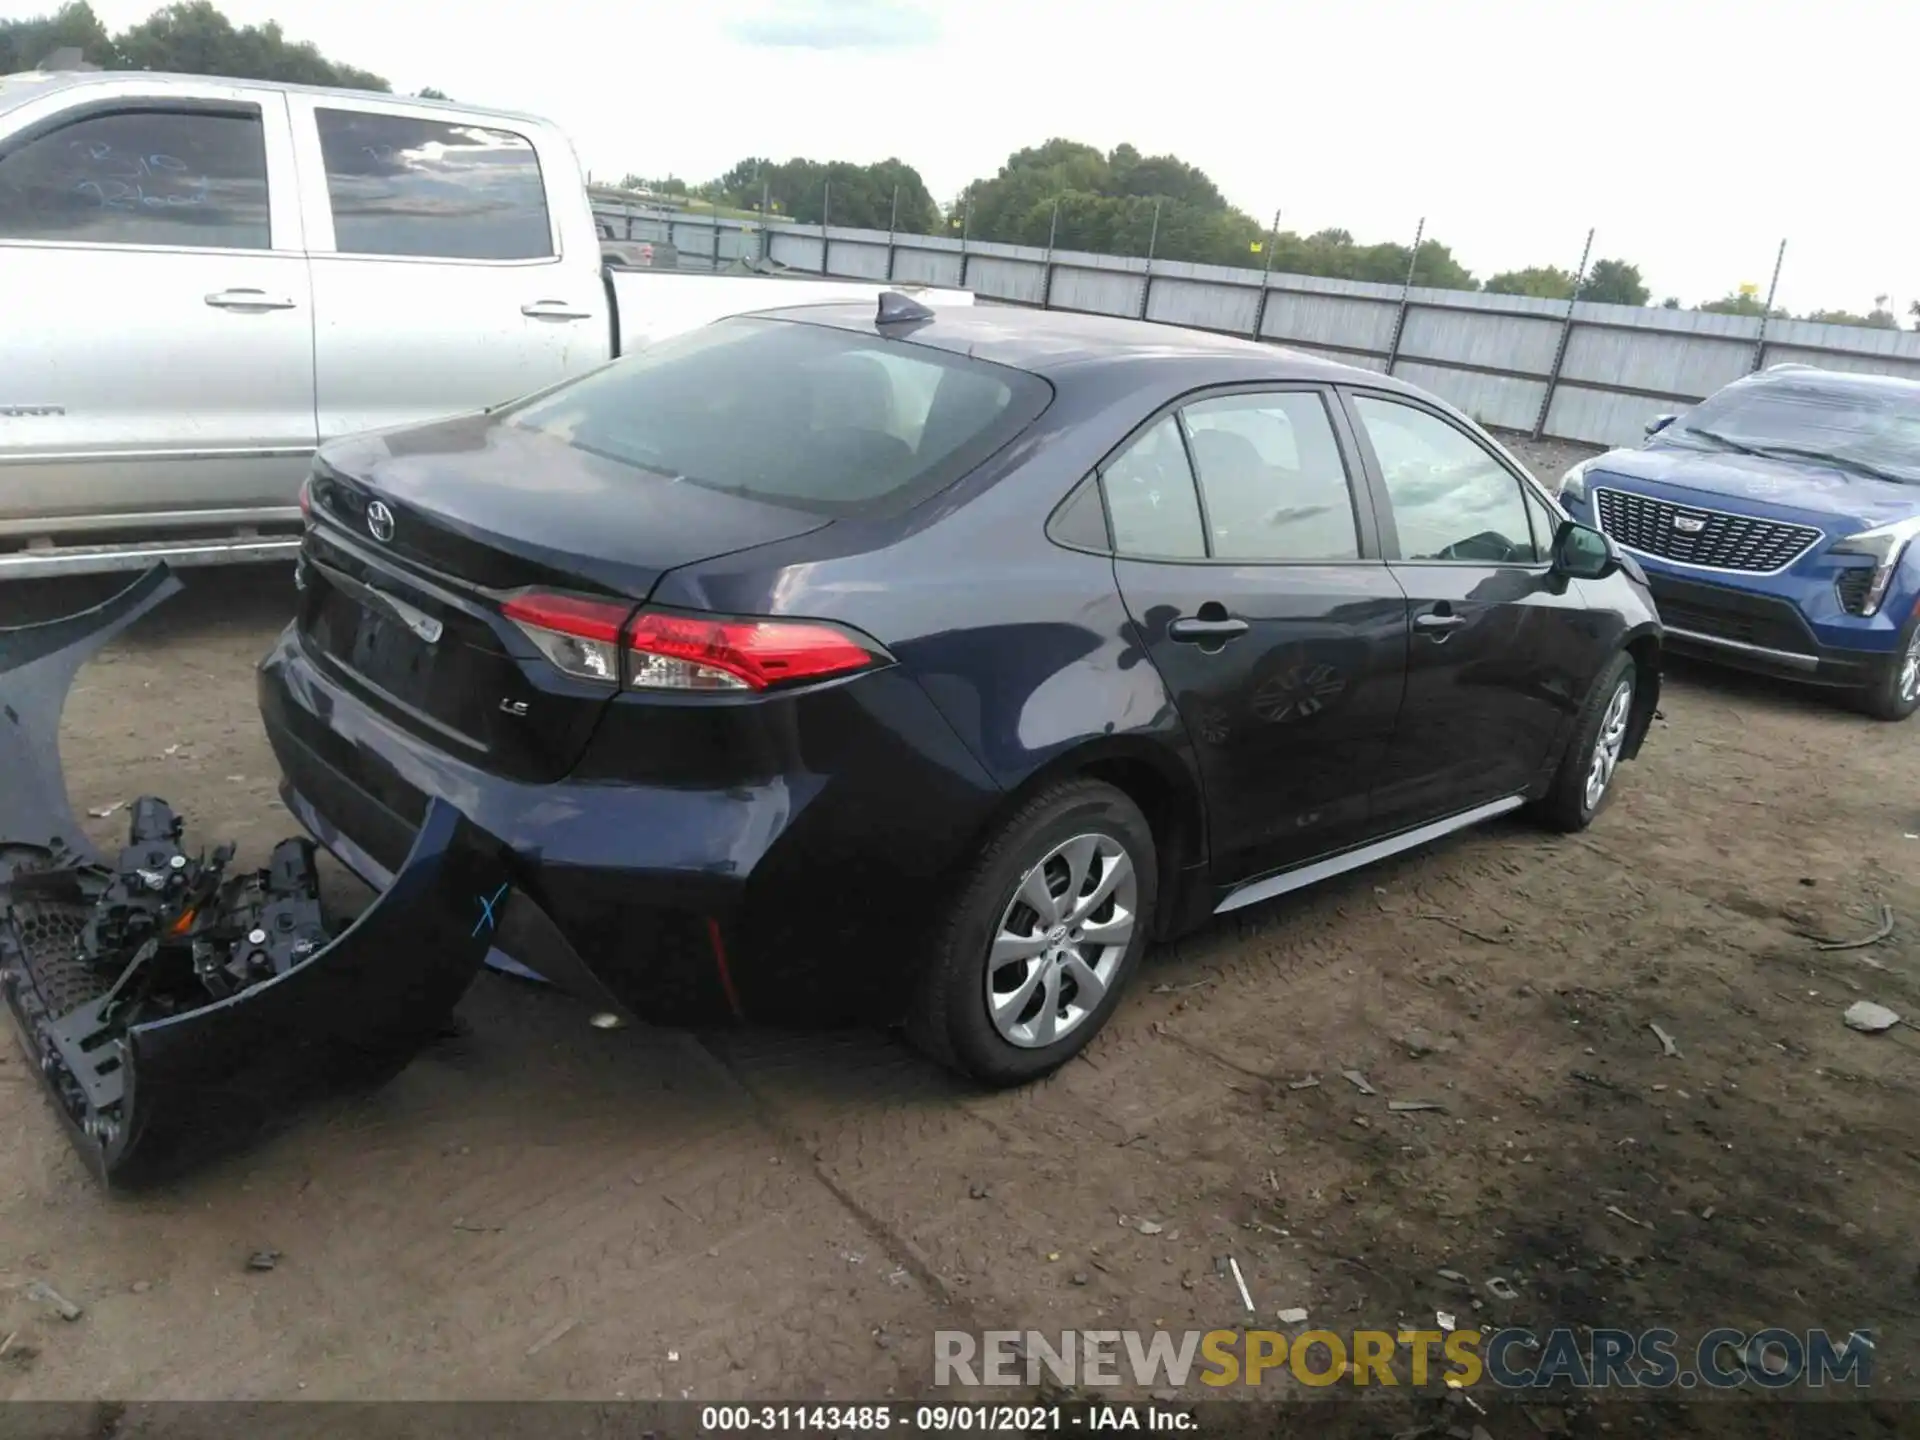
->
(0, 83), (316, 532)
(1342, 389), (1605, 829)
(1105, 387), (1411, 887)
(283, 95), (610, 442)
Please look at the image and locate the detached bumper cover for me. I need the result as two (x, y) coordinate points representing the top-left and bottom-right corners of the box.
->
(0, 568), (512, 1187)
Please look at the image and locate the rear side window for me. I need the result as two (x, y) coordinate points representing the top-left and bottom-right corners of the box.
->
(0, 107), (269, 249)
(315, 108), (552, 260)
(505, 317), (1051, 516)
(1183, 392), (1359, 561)
(1101, 415), (1207, 559)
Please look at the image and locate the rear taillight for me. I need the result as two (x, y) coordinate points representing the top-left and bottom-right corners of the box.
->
(501, 592), (886, 693)
(502, 592), (631, 685)
(626, 611), (882, 692)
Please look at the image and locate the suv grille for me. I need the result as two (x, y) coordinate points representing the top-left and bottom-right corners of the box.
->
(1594, 488), (1821, 573)
(1835, 566), (1875, 615)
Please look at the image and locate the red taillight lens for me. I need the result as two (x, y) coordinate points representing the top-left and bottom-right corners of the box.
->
(502, 591), (632, 686)
(625, 611), (884, 692)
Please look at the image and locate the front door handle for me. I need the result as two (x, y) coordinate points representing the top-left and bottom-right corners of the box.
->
(1414, 610), (1467, 636)
(521, 300), (594, 321)
(1169, 615), (1250, 644)
(205, 288), (297, 311)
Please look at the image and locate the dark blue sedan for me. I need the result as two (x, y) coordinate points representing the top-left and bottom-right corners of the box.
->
(260, 297), (1662, 1083)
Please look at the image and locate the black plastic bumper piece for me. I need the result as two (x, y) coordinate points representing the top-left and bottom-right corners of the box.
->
(0, 568), (513, 1187)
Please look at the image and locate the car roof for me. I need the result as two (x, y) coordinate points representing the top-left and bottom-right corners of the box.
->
(1740, 365), (1920, 399)
(760, 299), (1419, 389)
(0, 68), (544, 126)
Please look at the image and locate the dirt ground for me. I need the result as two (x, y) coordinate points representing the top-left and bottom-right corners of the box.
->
(1, 436), (1916, 1422)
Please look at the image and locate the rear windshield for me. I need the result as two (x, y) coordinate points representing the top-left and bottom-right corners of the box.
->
(504, 315), (1051, 515)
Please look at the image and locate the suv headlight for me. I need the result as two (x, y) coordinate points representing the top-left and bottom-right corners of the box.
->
(1830, 515), (1920, 618)
(1558, 460), (1592, 503)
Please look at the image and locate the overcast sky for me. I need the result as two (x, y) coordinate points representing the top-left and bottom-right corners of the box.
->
(37, 0), (1919, 317)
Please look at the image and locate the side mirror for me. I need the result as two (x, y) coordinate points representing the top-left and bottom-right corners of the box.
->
(1553, 520), (1614, 580)
(1644, 414), (1677, 438)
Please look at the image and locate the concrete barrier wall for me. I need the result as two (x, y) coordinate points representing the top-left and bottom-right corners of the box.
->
(594, 203), (1920, 449)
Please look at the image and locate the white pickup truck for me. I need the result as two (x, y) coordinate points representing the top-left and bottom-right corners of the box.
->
(0, 69), (967, 580)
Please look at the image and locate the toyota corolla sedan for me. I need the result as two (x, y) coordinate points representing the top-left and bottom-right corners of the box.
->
(260, 298), (1661, 1084)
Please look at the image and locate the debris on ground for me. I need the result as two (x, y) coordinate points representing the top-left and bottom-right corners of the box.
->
(1605, 1204), (1652, 1231)
(1649, 1022), (1682, 1058)
(1388, 1099), (1447, 1113)
(1341, 1070), (1377, 1095)
(1436, 1310), (1457, 1332)
(245, 1249), (281, 1272)
(1287, 1076), (1321, 1091)
(1227, 1257), (1254, 1313)
(1071, 1272), (1088, 1286)
(524, 1317), (578, 1357)
(25, 1280), (83, 1321)
(967, 1183), (990, 1200)
(1843, 1001), (1901, 1034)
(1275, 1307), (1308, 1325)
(87, 801), (125, 820)
(1398, 1028), (1454, 1058)
(1418, 913), (1507, 945)
(1131, 1218), (1164, 1236)
(129, 1281), (151, 1295)
(1150, 978), (1213, 994)
(1484, 1276), (1519, 1301)
(1436, 1268), (1469, 1284)
(1800, 904), (1896, 952)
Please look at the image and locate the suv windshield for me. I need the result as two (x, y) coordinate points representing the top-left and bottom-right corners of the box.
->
(1661, 377), (1920, 485)
(504, 315), (1051, 516)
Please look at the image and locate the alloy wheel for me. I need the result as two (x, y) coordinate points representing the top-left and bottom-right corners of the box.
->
(985, 833), (1137, 1049)
(1899, 631), (1920, 706)
(1584, 677), (1634, 811)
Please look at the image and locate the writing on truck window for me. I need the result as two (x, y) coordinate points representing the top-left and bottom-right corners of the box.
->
(0, 108), (269, 249)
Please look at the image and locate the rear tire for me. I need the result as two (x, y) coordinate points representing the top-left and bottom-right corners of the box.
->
(1532, 650), (1637, 833)
(1851, 615), (1920, 722)
(907, 780), (1156, 1086)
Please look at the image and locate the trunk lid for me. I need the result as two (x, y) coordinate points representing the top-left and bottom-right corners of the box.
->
(298, 413), (831, 781)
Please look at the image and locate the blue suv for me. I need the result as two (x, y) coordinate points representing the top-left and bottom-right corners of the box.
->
(1557, 365), (1920, 720)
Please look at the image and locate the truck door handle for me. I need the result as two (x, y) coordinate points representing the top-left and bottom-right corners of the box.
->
(1414, 609), (1467, 636)
(1169, 615), (1250, 644)
(205, 288), (297, 311)
(521, 300), (593, 320)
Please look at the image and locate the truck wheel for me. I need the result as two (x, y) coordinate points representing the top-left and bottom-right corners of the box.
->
(1852, 617), (1920, 722)
(907, 780), (1156, 1086)
(1532, 650), (1637, 833)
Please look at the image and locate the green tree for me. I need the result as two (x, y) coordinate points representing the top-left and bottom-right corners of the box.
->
(2, 1), (387, 88)
(1660, 297), (1681, 309)
(709, 155), (938, 232)
(1700, 292), (1788, 319)
(1484, 265), (1578, 299)
(413, 86), (450, 100)
(1583, 258), (1650, 307)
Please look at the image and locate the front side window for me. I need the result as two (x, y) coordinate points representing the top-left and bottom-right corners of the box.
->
(0, 107), (269, 249)
(1352, 395), (1540, 564)
(315, 108), (552, 260)
(1182, 391), (1359, 561)
(505, 317), (1048, 516)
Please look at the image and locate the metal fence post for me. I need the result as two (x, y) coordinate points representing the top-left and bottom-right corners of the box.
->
(712, 209), (721, 271)
(1532, 226), (1594, 440)
(1383, 216), (1424, 375)
(1137, 198), (1162, 320)
(885, 184), (899, 282)
(1751, 239), (1787, 372)
(820, 181), (831, 275)
(1250, 207), (1281, 342)
(958, 198), (972, 290)
(759, 180), (771, 265)
(1040, 196), (1060, 309)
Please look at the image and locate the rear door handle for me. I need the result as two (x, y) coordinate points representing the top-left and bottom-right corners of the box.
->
(1414, 611), (1467, 635)
(1168, 616), (1250, 644)
(205, 288), (297, 311)
(521, 300), (594, 321)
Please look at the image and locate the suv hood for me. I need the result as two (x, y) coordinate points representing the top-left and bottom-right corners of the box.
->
(1590, 446), (1920, 535)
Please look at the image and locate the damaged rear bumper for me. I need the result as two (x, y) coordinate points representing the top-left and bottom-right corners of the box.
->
(0, 568), (514, 1187)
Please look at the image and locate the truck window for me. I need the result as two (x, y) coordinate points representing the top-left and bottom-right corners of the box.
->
(0, 106), (269, 250)
(314, 109), (553, 261)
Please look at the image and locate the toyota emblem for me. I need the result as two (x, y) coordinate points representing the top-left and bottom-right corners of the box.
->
(366, 500), (395, 543)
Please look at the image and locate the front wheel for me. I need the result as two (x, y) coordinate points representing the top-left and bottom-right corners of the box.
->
(907, 780), (1156, 1086)
(1852, 617), (1920, 722)
(1532, 651), (1637, 833)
